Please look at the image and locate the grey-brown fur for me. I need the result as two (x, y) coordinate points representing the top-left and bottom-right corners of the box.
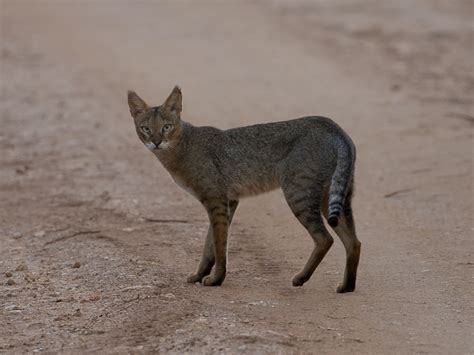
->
(127, 86), (361, 292)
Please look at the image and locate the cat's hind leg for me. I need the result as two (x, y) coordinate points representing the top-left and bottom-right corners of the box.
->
(331, 190), (361, 293)
(282, 180), (333, 287)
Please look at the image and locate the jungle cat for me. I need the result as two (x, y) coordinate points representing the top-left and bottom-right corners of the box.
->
(127, 86), (361, 292)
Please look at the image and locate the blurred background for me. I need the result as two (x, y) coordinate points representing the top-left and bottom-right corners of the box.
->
(1, 1), (473, 353)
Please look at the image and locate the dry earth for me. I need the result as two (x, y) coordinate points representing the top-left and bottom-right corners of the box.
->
(1, 1), (473, 353)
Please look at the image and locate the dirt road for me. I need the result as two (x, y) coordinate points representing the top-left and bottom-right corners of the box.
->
(1, 1), (473, 353)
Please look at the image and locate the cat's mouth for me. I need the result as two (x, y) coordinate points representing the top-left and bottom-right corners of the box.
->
(145, 141), (167, 151)
(145, 142), (158, 150)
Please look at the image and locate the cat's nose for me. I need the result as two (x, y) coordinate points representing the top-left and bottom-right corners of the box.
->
(152, 139), (162, 147)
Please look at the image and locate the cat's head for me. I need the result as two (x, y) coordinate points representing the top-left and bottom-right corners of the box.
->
(127, 86), (183, 151)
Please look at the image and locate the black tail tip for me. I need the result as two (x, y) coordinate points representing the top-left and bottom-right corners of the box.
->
(328, 215), (339, 227)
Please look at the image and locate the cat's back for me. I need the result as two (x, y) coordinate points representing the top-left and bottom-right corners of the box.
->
(222, 116), (352, 155)
(186, 116), (348, 147)
(225, 116), (346, 140)
(182, 116), (354, 167)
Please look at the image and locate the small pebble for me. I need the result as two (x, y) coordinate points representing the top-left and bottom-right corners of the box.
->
(80, 293), (101, 303)
(15, 264), (28, 272)
(24, 273), (37, 282)
(5, 271), (13, 278)
(12, 232), (22, 239)
(72, 262), (81, 269)
(6, 279), (16, 286)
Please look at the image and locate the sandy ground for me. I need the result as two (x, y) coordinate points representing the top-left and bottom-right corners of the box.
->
(1, 0), (473, 353)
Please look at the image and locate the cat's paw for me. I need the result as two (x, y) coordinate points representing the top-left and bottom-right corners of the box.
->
(292, 273), (308, 287)
(186, 273), (204, 284)
(336, 283), (356, 293)
(202, 274), (224, 286)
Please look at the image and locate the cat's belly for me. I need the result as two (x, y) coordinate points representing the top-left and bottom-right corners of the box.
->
(229, 176), (280, 199)
(172, 171), (280, 201)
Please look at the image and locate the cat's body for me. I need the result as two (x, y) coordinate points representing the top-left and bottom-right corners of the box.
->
(156, 118), (352, 201)
(127, 87), (361, 292)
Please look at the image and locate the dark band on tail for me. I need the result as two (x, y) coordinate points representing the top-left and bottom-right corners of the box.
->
(327, 136), (355, 228)
(328, 201), (342, 227)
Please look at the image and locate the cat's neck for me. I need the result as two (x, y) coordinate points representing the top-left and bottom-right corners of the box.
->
(154, 121), (193, 172)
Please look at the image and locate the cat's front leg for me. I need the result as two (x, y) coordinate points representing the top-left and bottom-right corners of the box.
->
(187, 227), (215, 283)
(201, 199), (230, 286)
(188, 200), (239, 285)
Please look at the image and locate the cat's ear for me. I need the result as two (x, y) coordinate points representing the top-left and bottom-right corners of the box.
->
(127, 90), (149, 119)
(163, 85), (182, 117)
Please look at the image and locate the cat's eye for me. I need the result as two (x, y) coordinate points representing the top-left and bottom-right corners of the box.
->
(162, 124), (173, 132)
(141, 126), (150, 134)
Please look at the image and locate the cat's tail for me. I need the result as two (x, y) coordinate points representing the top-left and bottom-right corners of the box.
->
(327, 140), (355, 227)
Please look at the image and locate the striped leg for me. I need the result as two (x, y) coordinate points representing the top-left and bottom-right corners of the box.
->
(282, 183), (334, 287)
(333, 203), (361, 293)
(187, 200), (238, 284)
